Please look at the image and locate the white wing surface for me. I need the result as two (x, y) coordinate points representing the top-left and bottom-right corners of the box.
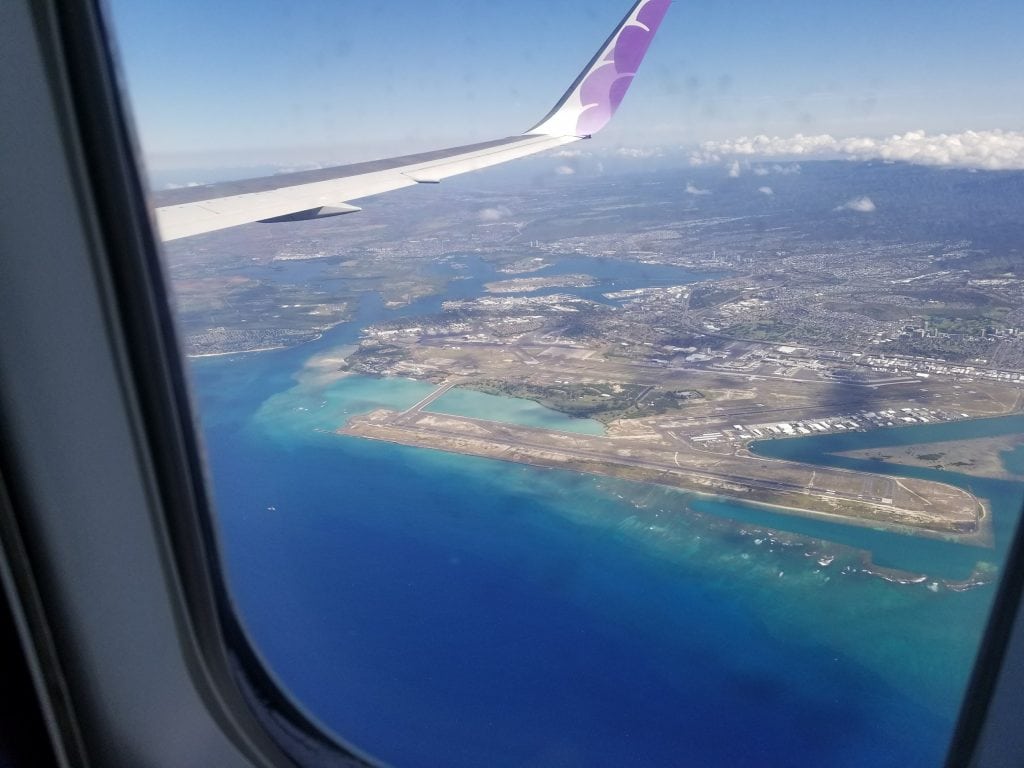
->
(153, 0), (671, 242)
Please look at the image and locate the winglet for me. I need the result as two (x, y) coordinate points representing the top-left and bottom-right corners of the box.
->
(528, 0), (671, 138)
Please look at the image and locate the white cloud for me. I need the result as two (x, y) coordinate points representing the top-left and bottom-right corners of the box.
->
(163, 181), (202, 189)
(685, 182), (711, 195)
(692, 130), (1024, 171)
(274, 162), (328, 174)
(477, 205), (511, 222)
(555, 165), (576, 176)
(752, 163), (800, 177)
(758, 186), (774, 195)
(727, 160), (741, 178)
(553, 149), (587, 158)
(836, 196), (876, 213)
(615, 147), (661, 159)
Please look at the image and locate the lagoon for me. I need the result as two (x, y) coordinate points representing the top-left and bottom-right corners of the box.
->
(425, 386), (605, 434)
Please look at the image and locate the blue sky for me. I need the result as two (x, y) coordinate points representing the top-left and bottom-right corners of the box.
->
(107, 0), (1024, 172)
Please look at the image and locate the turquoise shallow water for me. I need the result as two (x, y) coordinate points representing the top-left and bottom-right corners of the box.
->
(425, 386), (605, 434)
(188, 260), (1024, 767)
(1000, 443), (1024, 475)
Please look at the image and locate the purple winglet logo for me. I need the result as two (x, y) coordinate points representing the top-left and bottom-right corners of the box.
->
(531, 0), (671, 138)
(575, 0), (671, 136)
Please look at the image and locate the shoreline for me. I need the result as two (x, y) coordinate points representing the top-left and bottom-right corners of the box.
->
(339, 422), (998, 588)
(340, 410), (992, 547)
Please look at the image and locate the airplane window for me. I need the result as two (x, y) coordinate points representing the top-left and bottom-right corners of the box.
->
(104, 0), (1024, 765)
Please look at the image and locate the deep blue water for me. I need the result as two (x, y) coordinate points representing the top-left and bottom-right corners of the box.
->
(188, 258), (1021, 768)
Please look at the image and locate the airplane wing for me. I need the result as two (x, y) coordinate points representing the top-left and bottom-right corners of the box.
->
(153, 0), (671, 241)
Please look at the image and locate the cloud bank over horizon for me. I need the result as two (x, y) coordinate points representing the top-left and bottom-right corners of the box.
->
(691, 129), (1024, 171)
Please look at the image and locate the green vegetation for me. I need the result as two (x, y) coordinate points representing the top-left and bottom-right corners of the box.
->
(689, 286), (744, 310)
(720, 319), (799, 342)
(824, 301), (914, 321)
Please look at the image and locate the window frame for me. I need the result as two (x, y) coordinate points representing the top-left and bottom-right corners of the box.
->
(0, 0), (1022, 766)
(0, 0), (373, 765)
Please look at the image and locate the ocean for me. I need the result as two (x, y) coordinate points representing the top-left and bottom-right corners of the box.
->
(187, 256), (1022, 767)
